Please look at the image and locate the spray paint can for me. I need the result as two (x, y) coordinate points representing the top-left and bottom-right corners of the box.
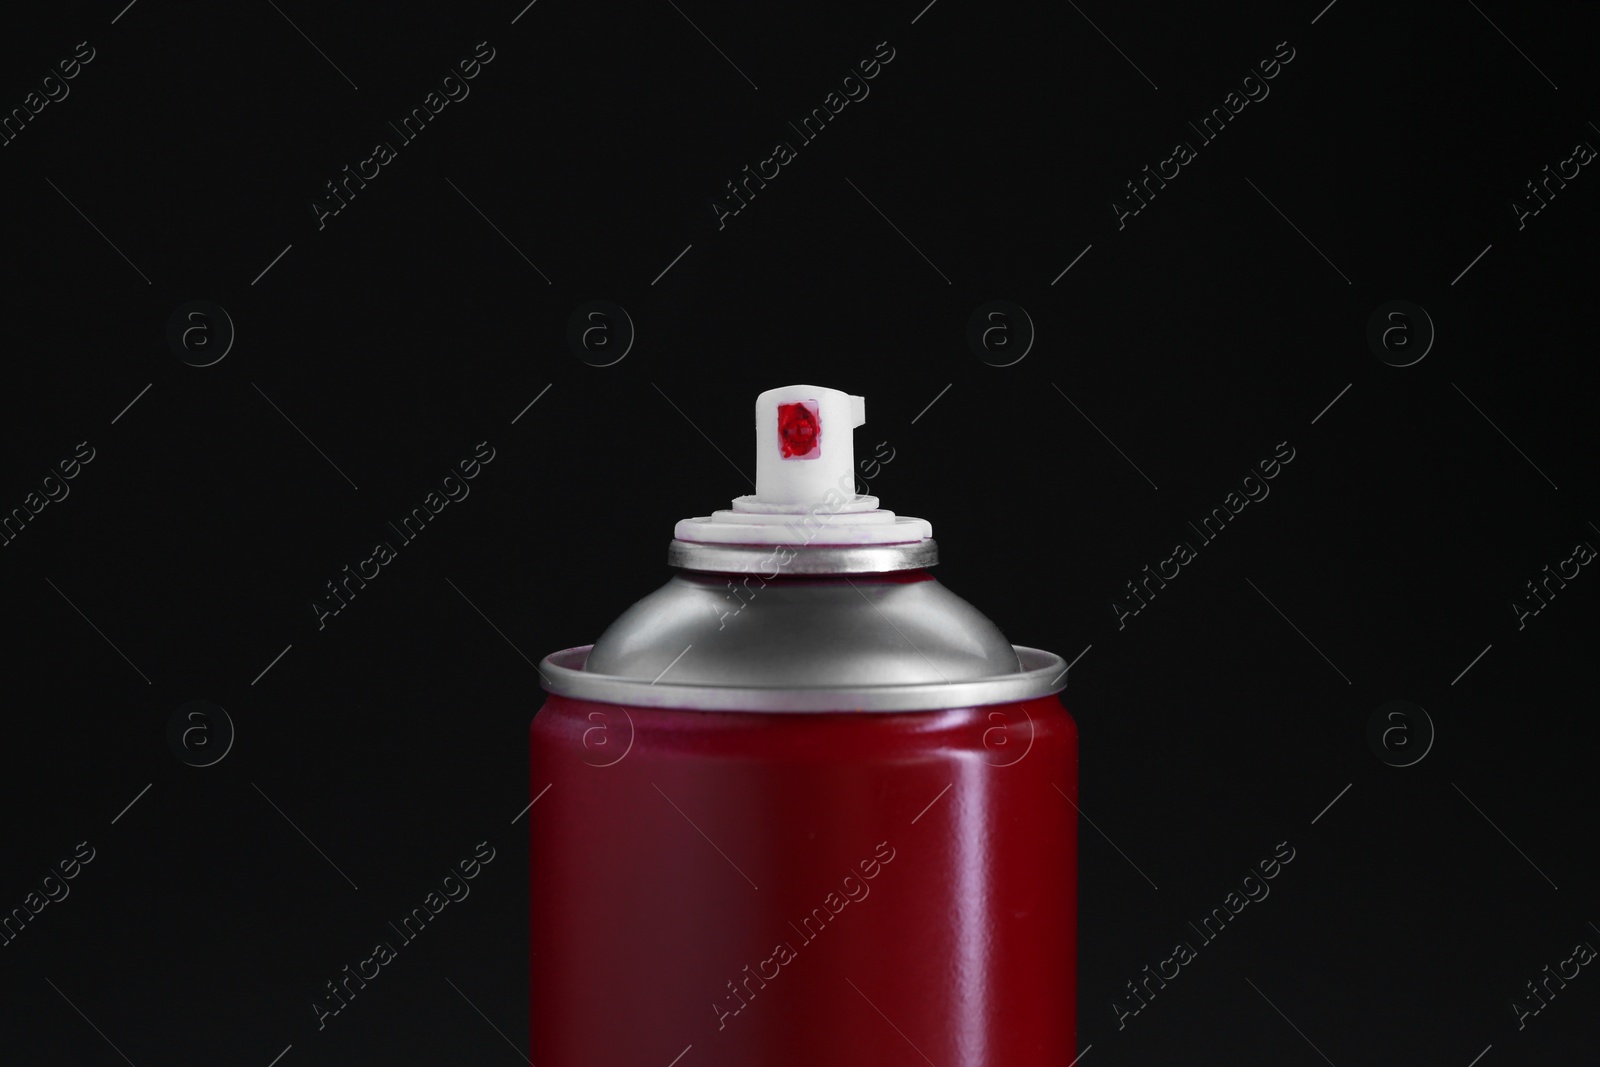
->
(530, 384), (1077, 1065)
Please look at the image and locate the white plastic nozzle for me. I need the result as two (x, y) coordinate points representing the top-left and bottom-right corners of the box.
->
(752, 385), (865, 507)
(673, 384), (932, 547)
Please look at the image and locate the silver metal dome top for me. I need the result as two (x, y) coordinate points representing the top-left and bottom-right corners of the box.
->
(537, 559), (1068, 713)
(585, 570), (1020, 687)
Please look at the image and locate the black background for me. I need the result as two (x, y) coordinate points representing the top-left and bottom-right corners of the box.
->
(1, 0), (1597, 1063)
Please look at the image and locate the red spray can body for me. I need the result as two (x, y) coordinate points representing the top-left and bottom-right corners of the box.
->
(530, 385), (1077, 1065)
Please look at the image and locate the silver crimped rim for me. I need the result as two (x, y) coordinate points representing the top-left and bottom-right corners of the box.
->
(667, 539), (939, 574)
(537, 644), (1067, 712)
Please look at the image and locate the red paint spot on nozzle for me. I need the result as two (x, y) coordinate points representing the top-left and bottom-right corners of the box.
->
(777, 401), (820, 459)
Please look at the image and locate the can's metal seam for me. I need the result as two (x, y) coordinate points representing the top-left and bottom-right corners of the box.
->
(539, 644), (1068, 712)
(667, 539), (939, 574)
